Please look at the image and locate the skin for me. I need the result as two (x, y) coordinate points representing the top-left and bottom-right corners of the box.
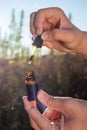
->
(23, 7), (87, 129)
(30, 7), (87, 57)
(23, 90), (87, 130)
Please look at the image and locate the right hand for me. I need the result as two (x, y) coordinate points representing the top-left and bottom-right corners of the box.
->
(30, 7), (84, 53)
(23, 90), (87, 130)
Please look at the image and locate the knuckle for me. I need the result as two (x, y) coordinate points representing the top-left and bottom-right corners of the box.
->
(64, 97), (76, 107)
(55, 7), (63, 13)
(30, 12), (35, 19)
(47, 95), (54, 107)
(37, 8), (44, 14)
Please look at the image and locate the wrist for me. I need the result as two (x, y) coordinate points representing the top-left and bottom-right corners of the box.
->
(74, 31), (87, 57)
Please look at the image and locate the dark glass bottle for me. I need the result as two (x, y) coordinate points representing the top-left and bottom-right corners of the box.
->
(25, 70), (46, 113)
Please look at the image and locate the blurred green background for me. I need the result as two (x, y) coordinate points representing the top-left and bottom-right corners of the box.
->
(0, 0), (87, 130)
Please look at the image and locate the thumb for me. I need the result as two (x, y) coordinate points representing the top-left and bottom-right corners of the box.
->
(41, 29), (74, 43)
(37, 90), (78, 115)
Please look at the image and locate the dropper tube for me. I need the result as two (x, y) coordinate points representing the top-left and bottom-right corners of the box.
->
(27, 46), (37, 64)
(27, 35), (43, 64)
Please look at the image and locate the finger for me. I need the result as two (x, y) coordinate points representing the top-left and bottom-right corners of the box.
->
(43, 108), (53, 119)
(43, 41), (54, 49)
(51, 122), (60, 130)
(43, 108), (61, 119)
(23, 96), (32, 113)
(32, 15), (52, 36)
(30, 12), (36, 35)
(23, 96), (52, 130)
(23, 96), (41, 129)
(37, 90), (77, 115)
(34, 11), (45, 35)
(41, 29), (74, 43)
(29, 116), (41, 130)
(43, 40), (71, 52)
(43, 108), (61, 123)
(60, 114), (65, 130)
(34, 8), (59, 35)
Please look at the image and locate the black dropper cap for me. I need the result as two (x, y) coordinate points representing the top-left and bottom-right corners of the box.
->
(32, 35), (43, 48)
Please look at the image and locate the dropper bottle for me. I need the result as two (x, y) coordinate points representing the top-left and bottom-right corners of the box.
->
(27, 35), (43, 64)
(25, 70), (46, 113)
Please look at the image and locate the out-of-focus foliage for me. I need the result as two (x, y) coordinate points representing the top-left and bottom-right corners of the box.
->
(0, 9), (29, 59)
(0, 9), (87, 130)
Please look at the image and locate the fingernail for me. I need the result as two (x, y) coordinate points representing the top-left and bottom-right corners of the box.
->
(22, 96), (27, 101)
(41, 32), (48, 40)
(32, 35), (37, 40)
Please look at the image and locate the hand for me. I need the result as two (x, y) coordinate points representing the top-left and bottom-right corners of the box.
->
(30, 7), (87, 56)
(23, 90), (87, 130)
(23, 98), (64, 130)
